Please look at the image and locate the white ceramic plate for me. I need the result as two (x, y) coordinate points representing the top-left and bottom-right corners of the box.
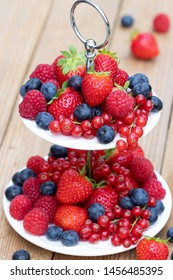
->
(20, 91), (161, 150)
(3, 171), (172, 257)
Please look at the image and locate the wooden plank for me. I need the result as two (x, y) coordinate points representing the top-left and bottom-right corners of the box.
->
(0, 0), (53, 144)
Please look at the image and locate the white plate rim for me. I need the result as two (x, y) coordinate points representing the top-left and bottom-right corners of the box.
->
(3, 171), (172, 257)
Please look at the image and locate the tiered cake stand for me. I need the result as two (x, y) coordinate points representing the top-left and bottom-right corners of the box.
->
(3, 0), (172, 257)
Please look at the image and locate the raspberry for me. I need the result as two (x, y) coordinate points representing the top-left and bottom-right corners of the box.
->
(29, 64), (57, 83)
(22, 177), (41, 203)
(142, 178), (166, 200)
(23, 208), (49, 235)
(9, 194), (33, 220)
(153, 13), (170, 33)
(26, 155), (46, 173)
(113, 68), (129, 87)
(106, 89), (135, 118)
(19, 90), (47, 120)
(34, 195), (58, 222)
(129, 155), (154, 182)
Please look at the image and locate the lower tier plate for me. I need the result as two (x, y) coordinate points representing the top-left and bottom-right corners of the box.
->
(3, 171), (172, 257)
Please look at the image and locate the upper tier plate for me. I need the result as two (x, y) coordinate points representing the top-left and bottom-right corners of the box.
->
(21, 109), (160, 150)
(3, 171), (171, 256)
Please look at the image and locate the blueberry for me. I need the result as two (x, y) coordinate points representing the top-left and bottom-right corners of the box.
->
(128, 73), (149, 89)
(96, 125), (115, 144)
(129, 188), (149, 207)
(119, 196), (136, 209)
(171, 252), (173, 260)
(35, 112), (54, 130)
(148, 95), (163, 112)
(49, 145), (68, 158)
(5, 185), (23, 201)
(40, 181), (56, 195)
(12, 249), (30, 260)
(91, 106), (102, 118)
(74, 103), (92, 121)
(40, 82), (57, 101)
(146, 206), (158, 225)
(19, 78), (42, 97)
(46, 226), (63, 241)
(155, 200), (165, 214)
(131, 82), (152, 98)
(19, 168), (36, 183)
(12, 172), (23, 186)
(68, 75), (83, 92)
(167, 227), (173, 242)
(60, 230), (79, 246)
(87, 203), (105, 222)
(121, 15), (134, 27)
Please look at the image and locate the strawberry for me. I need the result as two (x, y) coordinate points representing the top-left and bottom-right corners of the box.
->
(29, 63), (57, 83)
(9, 194), (33, 220)
(136, 236), (169, 260)
(131, 32), (159, 59)
(129, 155), (154, 182)
(54, 205), (87, 232)
(84, 186), (119, 212)
(106, 87), (135, 118)
(19, 90), (47, 120)
(47, 87), (83, 120)
(153, 13), (170, 33)
(113, 68), (129, 87)
(23, 208), (49, 235)
(34, 195), (58, 222)
(52, 45), (86, 86)
(94, 49), (118, 80)
(81, 71), (113, 106)
(56, 169), (93, 204)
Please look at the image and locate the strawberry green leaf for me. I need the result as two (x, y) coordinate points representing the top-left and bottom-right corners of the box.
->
(57, 58), (67, 66)
(69, 44), (77, 57)
(61, 51), (72, 58)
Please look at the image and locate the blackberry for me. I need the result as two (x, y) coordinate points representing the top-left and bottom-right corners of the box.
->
(35, 112), (54, 130)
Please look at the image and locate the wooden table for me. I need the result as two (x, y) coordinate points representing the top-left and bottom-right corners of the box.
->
(0, 0), (173, 260)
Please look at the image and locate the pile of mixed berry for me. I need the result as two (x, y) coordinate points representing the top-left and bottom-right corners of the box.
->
(18, 45), (163, 145)
(5, 144), (167, 248)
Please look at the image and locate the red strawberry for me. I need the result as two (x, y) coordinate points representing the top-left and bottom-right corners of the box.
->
(19, 90), (47, 120)
(54, 205), (87, 232)
(131, 32), (159, 59)
(129, 155), (154, 182)
(153, 13), (170, 33)
(29, 63), (57, 83)
(47, 87), (83, 120)
(94, 49), (118, 80)
(26, 155), (46, 173)
(136, 236), (169, 260)
(52, 45), (86, 86)
(113, 68), (129, 87)
(81, 72), (113, 106)
(56, 169), (93, 204)
(84, 186), (119, 212)
(34, 195), (58, 222)
(106, 88), (135, 118)
(9, 194), (33, 220)
(142, 177), (166, 200)
(22, 177), (41, 203)
(23, 208), (49, 235)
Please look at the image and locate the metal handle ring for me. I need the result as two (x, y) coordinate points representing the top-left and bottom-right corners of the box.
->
(70, 0), (111, 50)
